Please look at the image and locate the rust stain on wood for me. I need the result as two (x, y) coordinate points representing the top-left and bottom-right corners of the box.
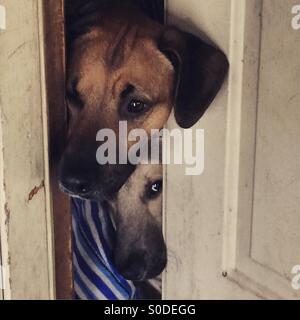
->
(28, 180), (45, 202)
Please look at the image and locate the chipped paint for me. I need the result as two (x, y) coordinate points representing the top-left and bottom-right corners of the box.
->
(28, 180), (45, 202)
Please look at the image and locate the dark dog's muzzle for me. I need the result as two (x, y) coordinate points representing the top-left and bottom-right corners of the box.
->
(59, 150), (136, 200)
(114, 247), (167, 281)
(113, 217), (167, 281)
(59, 150), (99, 198)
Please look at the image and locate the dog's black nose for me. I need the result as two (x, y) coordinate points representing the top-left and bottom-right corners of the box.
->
(60, 177), (91, 196)
(58, 151), (98, 197)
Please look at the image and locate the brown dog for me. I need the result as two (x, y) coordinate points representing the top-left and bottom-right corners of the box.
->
(59, 0), (228, 200)
(109, 162), (164, 280)
(107, 161), (164, 294)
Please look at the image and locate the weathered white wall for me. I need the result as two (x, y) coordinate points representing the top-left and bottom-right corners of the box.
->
(164, 0), (300, 299)
(163, 0), (257, 299)
(0, 0), (55, 299)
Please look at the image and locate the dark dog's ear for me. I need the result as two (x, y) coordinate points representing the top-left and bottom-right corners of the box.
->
(158, 27), (229, 128)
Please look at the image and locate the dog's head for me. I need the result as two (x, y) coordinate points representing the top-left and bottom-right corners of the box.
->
(59, 1), (229, 200)
(107, 162), (165, 281)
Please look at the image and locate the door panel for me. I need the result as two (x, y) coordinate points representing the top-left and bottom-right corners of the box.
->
(164, 0), (300, 299)
(251, 0), (300, 282)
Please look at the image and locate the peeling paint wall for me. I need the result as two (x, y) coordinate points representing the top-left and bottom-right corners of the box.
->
(0, 0), (55, 299)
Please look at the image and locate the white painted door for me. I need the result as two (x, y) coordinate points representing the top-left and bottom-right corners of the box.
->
(164, 0), (300, 299)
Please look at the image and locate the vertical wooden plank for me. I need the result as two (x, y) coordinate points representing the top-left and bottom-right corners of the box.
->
(43, 0), (73, 299)
(0, 0), (55, 299)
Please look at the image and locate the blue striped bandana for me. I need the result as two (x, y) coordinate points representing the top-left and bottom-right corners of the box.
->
(71, 198), (137, 300)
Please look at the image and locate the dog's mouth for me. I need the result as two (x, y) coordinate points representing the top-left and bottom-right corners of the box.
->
(113, 247), (167, 282)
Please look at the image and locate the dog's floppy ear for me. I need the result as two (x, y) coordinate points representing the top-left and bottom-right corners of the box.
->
(158, 27), (229, 128)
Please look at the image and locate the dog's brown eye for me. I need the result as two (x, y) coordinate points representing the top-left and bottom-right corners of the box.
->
(128, 100), (147, 113)
(147, 180), (163, 199)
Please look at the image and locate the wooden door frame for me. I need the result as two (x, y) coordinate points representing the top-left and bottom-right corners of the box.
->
(43, 0), (73, 300)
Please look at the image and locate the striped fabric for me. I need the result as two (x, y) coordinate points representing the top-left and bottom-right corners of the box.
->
(71, 198), (137, 300)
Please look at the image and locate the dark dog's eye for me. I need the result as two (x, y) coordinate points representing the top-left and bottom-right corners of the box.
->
(119, 84), (151, 118)
(128, 99), (148, 113)
(66, 79), (84, 109)
(147, 180), (163, 199)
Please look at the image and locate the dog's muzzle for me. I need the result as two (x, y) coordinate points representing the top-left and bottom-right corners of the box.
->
(113, 221), (167, 281)
(114, 248), (167, 281)
(58, 151), (136, 200)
